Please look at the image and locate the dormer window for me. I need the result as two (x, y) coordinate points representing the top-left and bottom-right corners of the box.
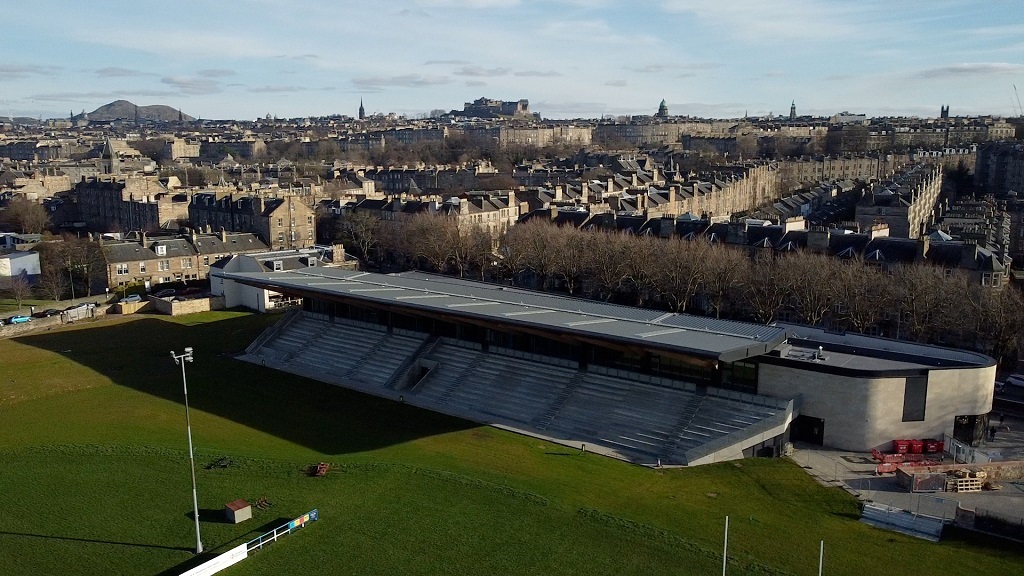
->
(155, 245), (166, 256)
(272, 260), (283, 272)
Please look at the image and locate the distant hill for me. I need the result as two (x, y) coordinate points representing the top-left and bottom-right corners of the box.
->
(75, 100), (194, 122)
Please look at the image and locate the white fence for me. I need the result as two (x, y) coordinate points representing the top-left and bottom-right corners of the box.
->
(177, 509), (319, 576)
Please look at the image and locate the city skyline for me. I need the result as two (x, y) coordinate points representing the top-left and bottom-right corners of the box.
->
(3, 0), (1023, 120)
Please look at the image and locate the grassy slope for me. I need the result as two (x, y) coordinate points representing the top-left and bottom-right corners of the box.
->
(0, 312), (1020, 576)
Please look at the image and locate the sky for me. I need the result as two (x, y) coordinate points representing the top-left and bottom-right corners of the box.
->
(2, 0), (1024, 121)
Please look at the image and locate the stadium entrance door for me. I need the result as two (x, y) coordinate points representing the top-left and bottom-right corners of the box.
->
(789, 415), (824, 445)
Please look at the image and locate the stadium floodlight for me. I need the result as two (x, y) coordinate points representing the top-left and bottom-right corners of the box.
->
(171, 347), (203, 554)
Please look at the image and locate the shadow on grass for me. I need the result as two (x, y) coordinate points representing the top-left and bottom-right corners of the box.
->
(154, 552), (216, 576)
(14, 315), (477, 456)
(0, 530), (192, 552)
(187, 508), (236, 524)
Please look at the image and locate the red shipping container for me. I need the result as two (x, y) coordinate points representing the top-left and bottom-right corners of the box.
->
(893, 440), (910, 454)
(908, 439), (924, 454)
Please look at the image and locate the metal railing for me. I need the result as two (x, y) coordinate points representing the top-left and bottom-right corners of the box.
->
(245, 308), (301, 355)
(246, 509), (319, 553)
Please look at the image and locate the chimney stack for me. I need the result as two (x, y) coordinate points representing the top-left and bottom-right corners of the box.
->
(220, 226), (227, 243)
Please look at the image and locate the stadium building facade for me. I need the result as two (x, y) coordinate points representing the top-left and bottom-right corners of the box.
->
(226, 268), (995, 465)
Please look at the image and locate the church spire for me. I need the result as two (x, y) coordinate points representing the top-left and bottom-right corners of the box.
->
(789, 100), (796, 121)
(358, 98), (366, 120)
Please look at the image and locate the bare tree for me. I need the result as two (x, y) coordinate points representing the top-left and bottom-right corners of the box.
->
(583, 231), (629, 301)
(502, 219), (557, 290)
(406, 212), (455, 273)
(621, 234), (659, 307)
(830, 259), (889, 333)
(889, 264), (946, 341)
(336, 210), (381, 264)
(37, 266), (68, 302)
(1, 197), (50, 234)
(741, 252), (788, 324)
(462, 226), (496, 280)
(650, 238), (706, 312)
(5, 274), (33, 311)
(777, 251), (835, 326)
(980, 286), (1024, 368)
(497, 219), (534, 283)
(702, 243), (748, 318)
(550, 225), (588, 294)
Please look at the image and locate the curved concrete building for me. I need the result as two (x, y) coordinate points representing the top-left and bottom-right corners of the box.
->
(758, 324), (995, 451)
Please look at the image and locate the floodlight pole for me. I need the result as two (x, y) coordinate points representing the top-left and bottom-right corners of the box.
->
(172, 347), (203, 555)
(722, 515), (729, 576)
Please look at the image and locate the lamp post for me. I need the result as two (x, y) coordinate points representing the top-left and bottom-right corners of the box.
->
(171, 347), (203, 554)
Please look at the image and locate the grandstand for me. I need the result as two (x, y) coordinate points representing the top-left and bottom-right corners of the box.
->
(231, 267), (994, 458)
(237, 268), (794, 466)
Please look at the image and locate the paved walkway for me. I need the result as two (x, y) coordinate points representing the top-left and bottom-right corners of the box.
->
(789, 413), (1024, 522)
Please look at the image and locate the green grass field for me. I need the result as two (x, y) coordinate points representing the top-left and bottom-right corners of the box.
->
(1, 311), (1020, 575)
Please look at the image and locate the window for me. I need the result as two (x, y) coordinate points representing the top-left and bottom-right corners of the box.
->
(902, 376), (928, 422)
(139, 262), (146, 273)
(116, 264), (129, 275)
(155, 245), (166, 256)
(272, 260), (283, 271)
(308, 230), (314, 241)
(278, 232), (284, 242)
(982, 273), (992, 286)
(277, 218), (283, 226)
(158, 259), (170, 272)
(182, 258), (193, 269)
(307, 215), (313, 225)
(203, 256), (210, 266)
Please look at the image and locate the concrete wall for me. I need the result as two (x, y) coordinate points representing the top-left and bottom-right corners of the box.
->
(758, 363), (994, 451)
(149, 296), (225, 316)
(0, 304), (111, 338)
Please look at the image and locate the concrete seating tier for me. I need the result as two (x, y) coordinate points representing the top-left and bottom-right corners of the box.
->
(246, 315), (425, 391)
(244, 316), (789, 466)
(410, 344), (784, 465)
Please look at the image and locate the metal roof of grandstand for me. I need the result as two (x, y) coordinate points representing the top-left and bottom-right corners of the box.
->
(777, 322), (994, 368)
(221, 268), (788, 362)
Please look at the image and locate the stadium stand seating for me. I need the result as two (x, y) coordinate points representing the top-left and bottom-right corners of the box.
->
(243, 313), (791, 466)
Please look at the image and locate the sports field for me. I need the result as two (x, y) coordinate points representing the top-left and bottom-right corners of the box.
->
(0, 311), (1020, 575)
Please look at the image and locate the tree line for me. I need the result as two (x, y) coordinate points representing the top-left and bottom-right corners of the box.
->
(327, 212), (1024, 368)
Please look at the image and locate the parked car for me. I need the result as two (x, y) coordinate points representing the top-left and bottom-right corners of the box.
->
(32, 309), (61, 318)
(153, 289), (176, 298)
(6, 315), (32, 324)
(119, 294), (143, 304)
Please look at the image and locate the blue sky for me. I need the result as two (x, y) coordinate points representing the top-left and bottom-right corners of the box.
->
(3, 0), (1023, 120)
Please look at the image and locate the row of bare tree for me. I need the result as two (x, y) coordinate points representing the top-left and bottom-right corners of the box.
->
(329, 213), (1024, 365)
(1, 236), (107, 308)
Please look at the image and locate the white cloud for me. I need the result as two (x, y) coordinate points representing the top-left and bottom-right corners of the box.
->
(515, 70), (562, 77)
(0, 64), (61, 80)
(352, 74), (452, 89)
(913, 62), (1024, 80)
(454, 66), (510, 77)
(96, 66), (152, 77)
(416, 0), (520, 7)
(198, 68), (237, 78)
(161, 76), (223, 95)
(659, 0), (859, 41)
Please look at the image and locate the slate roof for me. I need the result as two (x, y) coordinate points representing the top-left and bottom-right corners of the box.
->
(102, 242), (159, 263)
(863, 237), (918, 264)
